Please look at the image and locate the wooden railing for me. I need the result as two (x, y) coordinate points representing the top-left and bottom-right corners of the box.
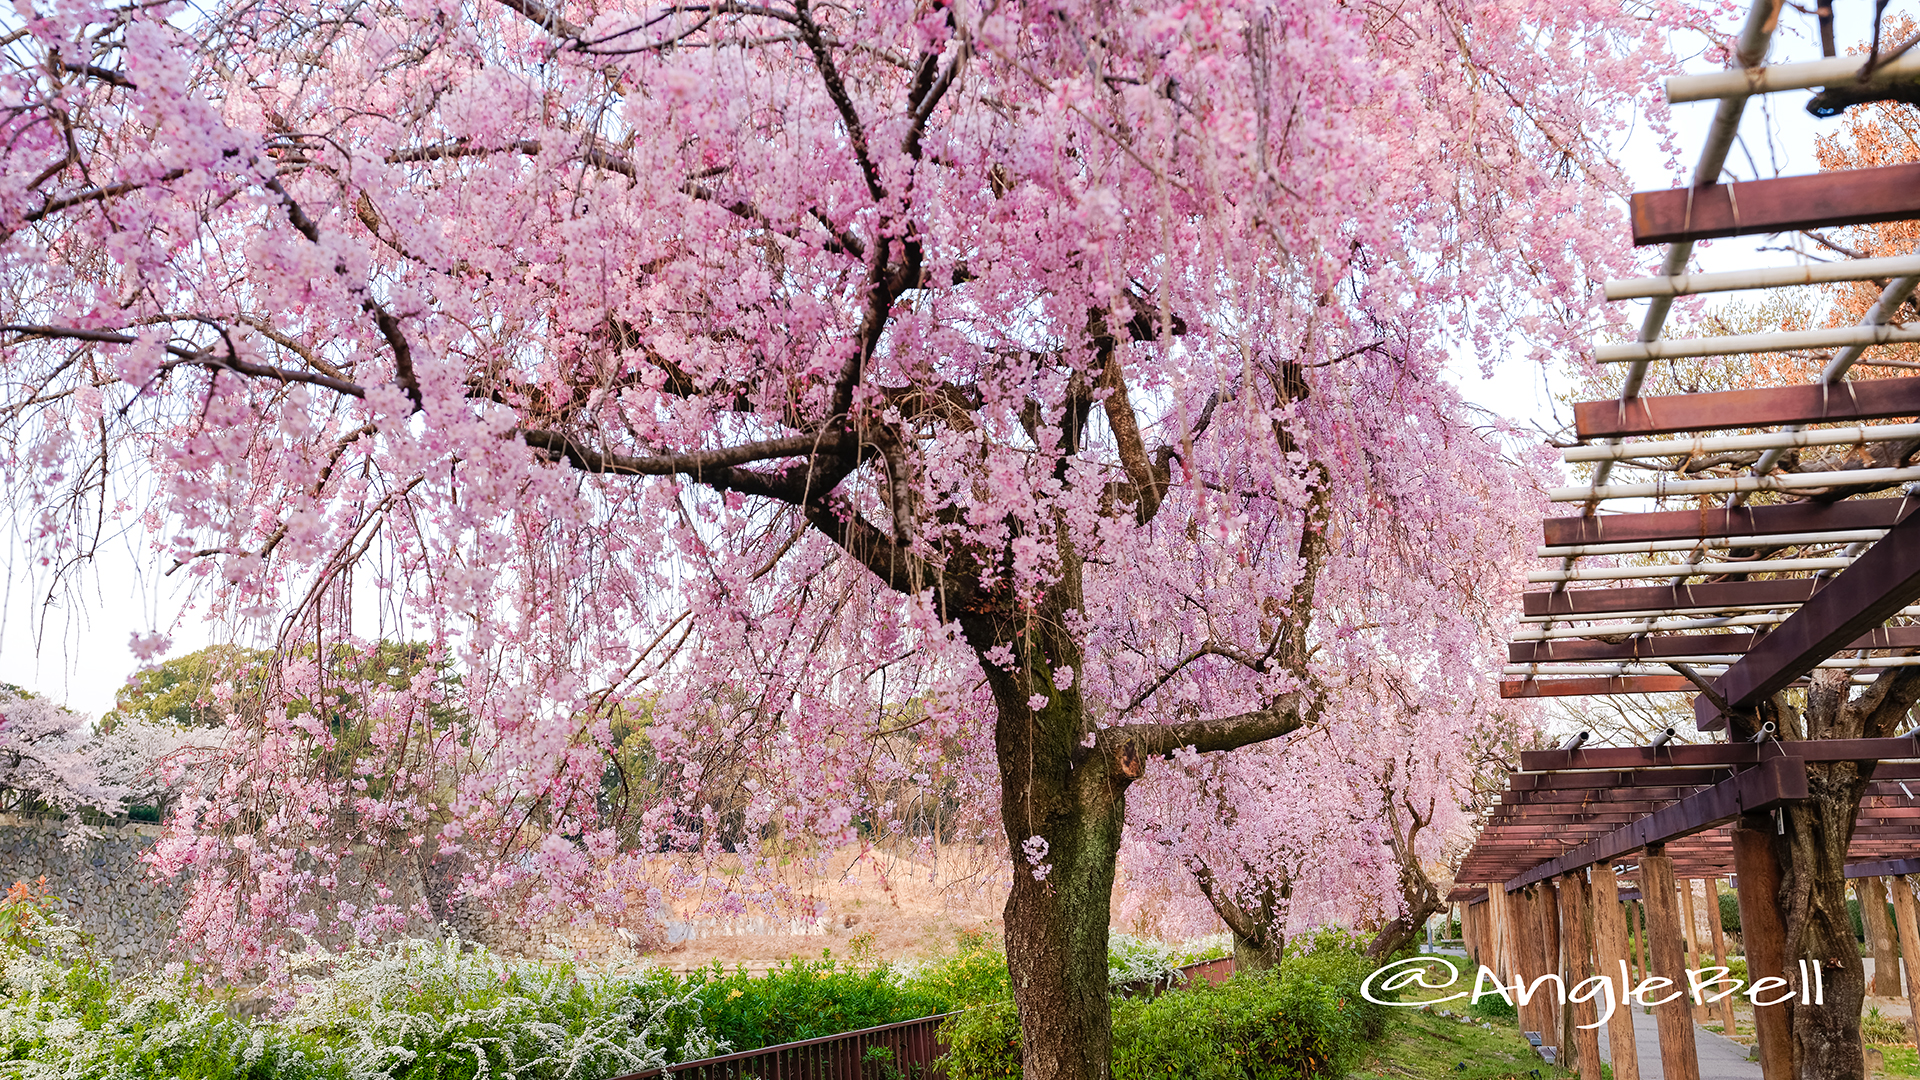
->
(607, 1012), (956, 1080)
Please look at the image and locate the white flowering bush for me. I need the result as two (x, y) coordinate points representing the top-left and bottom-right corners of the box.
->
(0, 887), (722, 1080)
(285, 938), (722, 1080)
(1105, 934), (1229, 989)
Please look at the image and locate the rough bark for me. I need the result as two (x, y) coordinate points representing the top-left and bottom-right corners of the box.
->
(1732, 667), (1920, 1080)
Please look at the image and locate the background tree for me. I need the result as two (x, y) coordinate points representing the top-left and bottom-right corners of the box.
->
(0, 0), (1680, 1071)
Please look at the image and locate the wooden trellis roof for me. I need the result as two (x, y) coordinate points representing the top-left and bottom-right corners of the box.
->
(1456, 739), (1920, 893)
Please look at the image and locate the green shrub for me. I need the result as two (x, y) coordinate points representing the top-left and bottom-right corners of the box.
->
(1111, 968), (1372, 1079)
(686, 954), (948, 1049)
(2, 932), (720, 1080)
(940, 1002), (1024, 1080)
(1467, 992), (1517, 1022)
(1724, 956), (1748, 987)
(894, 934), (1012, 1012)
(944, 937), (1386, 1080)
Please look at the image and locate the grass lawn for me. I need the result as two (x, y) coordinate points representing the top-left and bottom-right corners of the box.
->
(1869, 1043), (1920, 1077)
(1348, 1006), (1585, 1080)
(1348, 954), (1583, 1080)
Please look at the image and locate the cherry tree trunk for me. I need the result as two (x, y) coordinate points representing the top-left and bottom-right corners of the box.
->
(1231, 931), (1283, 972)
(1778, 764), (1869, 1080)
(964, 573), (1135, 1080)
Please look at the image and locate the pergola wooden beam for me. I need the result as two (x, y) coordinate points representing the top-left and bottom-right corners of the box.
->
(1524, 578), (1819, 618)
(1544, 499), (1915, 548)
(1502, 676), (1696, 698)
(1697, 514), (1920, 729)
(1520, 736), (1920, 770)
(1572, 375), (1920, 439)
(1509, 624), (1920, 664)
(1630, 162), (1920, 245)
(1844, 859), (1920, 878)
(1504, 757), (1809, 890)
(1510, 767), (1739, 791)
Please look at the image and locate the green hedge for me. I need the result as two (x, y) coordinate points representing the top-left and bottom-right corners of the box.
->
(943, 940), (1389, 1080)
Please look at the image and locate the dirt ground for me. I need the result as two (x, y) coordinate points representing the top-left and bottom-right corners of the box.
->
(640, 843), (1010, 974)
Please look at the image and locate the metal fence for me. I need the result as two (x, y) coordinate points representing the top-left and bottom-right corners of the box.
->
(607, 1012), (956, 1080)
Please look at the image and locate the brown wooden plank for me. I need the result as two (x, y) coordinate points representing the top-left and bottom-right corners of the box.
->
(1524, 578), (1820, 618)
(1573, 376), (1920, 439)
(1631, 162), (1920, 245)
(1510, 624), (1920, 664)
(1501, 676), (1696, 698)
(1697, 513), (1920, 729)
(1544, 499), (1916, 548)
(1561, 873), (1604, 1080)
(1520, 737), (1920, 771)
(1705, 875), (1737, 1035)
(1890, 877), (1920, 1045)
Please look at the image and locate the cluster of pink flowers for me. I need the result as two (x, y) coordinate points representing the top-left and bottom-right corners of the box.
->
(0, 0), (1705, 974)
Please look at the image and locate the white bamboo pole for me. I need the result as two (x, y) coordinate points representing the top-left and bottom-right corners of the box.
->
(1562, 422), (1920, 463)
(1596, 323), (1920, 364)
(1549, 466), (1920, 502)
(1519, 603), (1836, 625)
(1605, 256), (1920, 300)
(1528, 557), (1854, 584)
(1666, 52), (1920, 104)
(1539, 529), (1885, 558)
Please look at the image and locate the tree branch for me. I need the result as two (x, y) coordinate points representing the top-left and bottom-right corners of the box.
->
(792, 0), (882, 201)
(1091, 311), (1166, 524)
(522, 428), (847, 478)
(1101, 692), (1313, 759)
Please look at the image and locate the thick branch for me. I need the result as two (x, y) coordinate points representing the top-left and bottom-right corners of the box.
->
(1092, 315), (1166, 524)
(522, 428), (845, 478)
(1101, 693), (1311, 759)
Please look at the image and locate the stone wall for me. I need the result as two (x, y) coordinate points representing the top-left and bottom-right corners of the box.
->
(0, 814), (181, 967)
(0, 815), (659, 971)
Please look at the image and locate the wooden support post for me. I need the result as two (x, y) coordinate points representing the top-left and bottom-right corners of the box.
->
(1733, 812), (1794, 1080)
(1641, 848), (1702, 1080)
(1680, 879), (1707, 1023)
(1889, 876), (1920, 1044)
(1630, 900), (1646, 984)
(1517, 885), (1552, 1045)
(1706, 877), (1738, 1035)
(1560, 871), (1604, 1080)
(1860, 876), (1902, 997)
(1544, 881), (1565, 1049)
(1487, 889), (1506, 982)
(1591, 861), (1642, 1080)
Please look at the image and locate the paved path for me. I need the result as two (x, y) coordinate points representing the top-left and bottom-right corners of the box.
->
(1593, 1009), (1760, 1080)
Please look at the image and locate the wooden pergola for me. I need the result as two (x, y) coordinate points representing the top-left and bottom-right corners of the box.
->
(1450, 2), (1920, 1077)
